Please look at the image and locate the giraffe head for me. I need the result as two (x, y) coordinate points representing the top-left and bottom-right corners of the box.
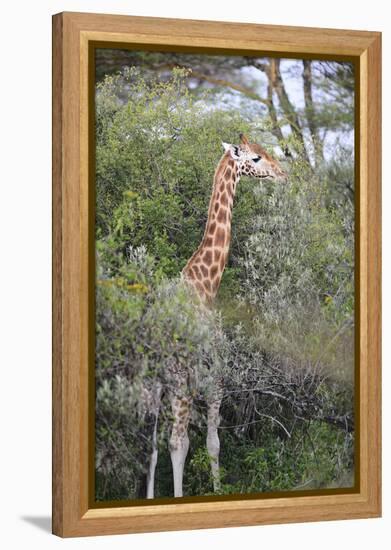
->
(222, 133), (287, 181)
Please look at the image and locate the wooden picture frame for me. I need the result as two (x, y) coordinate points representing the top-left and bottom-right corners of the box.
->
(52, 11), (381, 538)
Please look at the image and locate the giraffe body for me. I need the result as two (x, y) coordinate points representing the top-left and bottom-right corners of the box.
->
(145, 134), (287, 498)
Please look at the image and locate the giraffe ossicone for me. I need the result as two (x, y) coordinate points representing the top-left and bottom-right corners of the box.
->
(147, 134), (287, 498)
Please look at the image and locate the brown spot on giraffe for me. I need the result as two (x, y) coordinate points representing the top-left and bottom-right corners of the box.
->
(221, 192), (228, 207)
(203, 249), (213, 266)
(215, 227), (225, 248)
(210, 264), (219, 280)
(186, 267), (195, 278)
(209, 221), (216, 234)
(217, 208), (227, 224)
(204, 236), (213, 247)
(214, 249), (221, 262)
(200, 264), (209, 278)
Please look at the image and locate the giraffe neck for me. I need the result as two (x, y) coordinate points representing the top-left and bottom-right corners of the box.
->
(183, 152), (240, 302)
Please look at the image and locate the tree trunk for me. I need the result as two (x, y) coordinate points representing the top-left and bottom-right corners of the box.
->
(303, 60), (323, 166)
(268, 59), (310, 164)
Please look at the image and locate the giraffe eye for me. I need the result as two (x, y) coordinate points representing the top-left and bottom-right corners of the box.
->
(253, 156), (261, 163)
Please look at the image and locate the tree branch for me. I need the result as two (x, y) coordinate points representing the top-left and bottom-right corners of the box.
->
(187, 67), (270, 105)
(303, 60), (323, 166)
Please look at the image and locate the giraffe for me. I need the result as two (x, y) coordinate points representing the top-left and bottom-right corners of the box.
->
(146, 133), (287, 498)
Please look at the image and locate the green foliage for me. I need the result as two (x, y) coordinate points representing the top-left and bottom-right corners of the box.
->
(95, 66), (355, 501)
(186, 446), (216, 496)
(184, 421), (354, 497)
(238, 149), (354, 366)
(95, 245), (228, 500)
(96, 66), (253, 276)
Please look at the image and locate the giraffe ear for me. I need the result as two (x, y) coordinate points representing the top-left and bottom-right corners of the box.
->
(222, 142), (240, 160)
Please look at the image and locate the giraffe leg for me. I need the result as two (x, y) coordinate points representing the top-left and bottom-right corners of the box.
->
(146, 383), (162, 499)
(207, 396), (222, 492)
(169, 395), (191, 498)
(146, 410), (159, 499)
